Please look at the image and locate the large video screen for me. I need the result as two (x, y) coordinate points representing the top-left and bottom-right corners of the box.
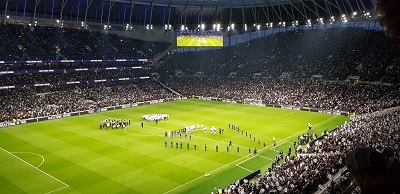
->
(177, 30), (223, 47)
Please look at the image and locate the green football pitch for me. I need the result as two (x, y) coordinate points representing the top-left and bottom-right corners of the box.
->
(177, 36), (223, 47)
(0, 99), (349, 194)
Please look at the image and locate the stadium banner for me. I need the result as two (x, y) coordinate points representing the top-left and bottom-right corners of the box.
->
(37, 117), (49, 122)
(107, 107), (115, 111)
(0, 122), (16, 128)
(309, 108), (319, 112)
(115, 106), (122, 109)
(300, 107), (310, 111)
(0, 58), (152, 65)
(48, 114), (63, 120)
(26, 118), (37, 123)
(138, 102), (145, 106)
(0, 66), (147, 76)
(71, 112), (80, 116)
(0, 76), (153, 90)
(121, 104), (131, 108)
(98, 107), (108, 112)
(80, 111), (89, 115)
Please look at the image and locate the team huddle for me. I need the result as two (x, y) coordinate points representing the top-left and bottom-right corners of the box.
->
(100, 118), (131, 129)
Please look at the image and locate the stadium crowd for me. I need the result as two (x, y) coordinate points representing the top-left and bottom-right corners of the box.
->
(160, 28), (400, 83)
(0, 80), (174, 122)
(221, 107), (400, 194)
(0, 24), (170, 60)
(161, 76), (400, 114)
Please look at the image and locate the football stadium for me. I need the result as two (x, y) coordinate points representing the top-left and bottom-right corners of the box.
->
(0, 0), (399, 194)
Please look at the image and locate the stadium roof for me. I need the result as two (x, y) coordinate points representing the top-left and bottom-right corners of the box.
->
(1, 0), (376, 29)
(113, 0), (297, 8)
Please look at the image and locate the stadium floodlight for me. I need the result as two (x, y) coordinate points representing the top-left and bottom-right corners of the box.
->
(201, 24), (205, 30)
(244, 24), (247, 31)
(227, 26), (231, 31)
(217, 24), (220, 31)
(168, 24), (171, 30)
(231, 23), (234, 29)
(256, 24), (260, 30)
(56, 19), (60, 23)
(181, 25), (185, 31)
(213, 24), (216, 30)
(353, 12), (357, 16)
(151, 24), (153, 30)
(6, 15), (9, 19)
(270, 23), (273, 28)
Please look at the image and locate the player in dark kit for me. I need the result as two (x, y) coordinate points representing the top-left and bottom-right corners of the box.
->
(205, 144), (207, 151)
(229, 140), (232, 147)
(141, 122), (144, 128)
(216, 145), (218, 152)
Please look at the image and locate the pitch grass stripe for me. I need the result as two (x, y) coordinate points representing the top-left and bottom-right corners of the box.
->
(0, 147), (69, 192)
(165, 115), (339, 194)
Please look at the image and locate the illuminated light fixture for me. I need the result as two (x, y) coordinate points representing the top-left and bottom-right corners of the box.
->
(201, 23), (205, 30)
(231, 23), (235, 29)
(6, 15), (10, 19)
(217, 24), (220, 31)
(353, 12), (357, 16)
(227, 26), (231, 31)
(56, 19), (60, 23)
(256, 24), (260, 30)
(181, 24), (185, 31)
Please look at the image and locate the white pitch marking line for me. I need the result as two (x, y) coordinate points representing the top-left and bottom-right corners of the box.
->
(276, 111), (297, 118)
(164, 115), (340, 193)
(163, 154), (253, 194)
(0, 147), (69, 193)
(257, 154), (273, 161)
(236, 164), (253, 173)
(10, 152), (45, 168)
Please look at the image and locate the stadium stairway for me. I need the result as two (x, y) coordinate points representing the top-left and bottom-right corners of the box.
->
(153, 43), (176, 62)
(154, 79), (181, 97)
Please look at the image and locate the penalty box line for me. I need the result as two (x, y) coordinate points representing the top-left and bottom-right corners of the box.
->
(0, 147), (69, 194)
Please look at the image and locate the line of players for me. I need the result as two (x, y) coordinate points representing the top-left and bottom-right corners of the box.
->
(164, 139), (258, 154)
(164, 122), (314, 155)
(100, 118), (131, 130)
